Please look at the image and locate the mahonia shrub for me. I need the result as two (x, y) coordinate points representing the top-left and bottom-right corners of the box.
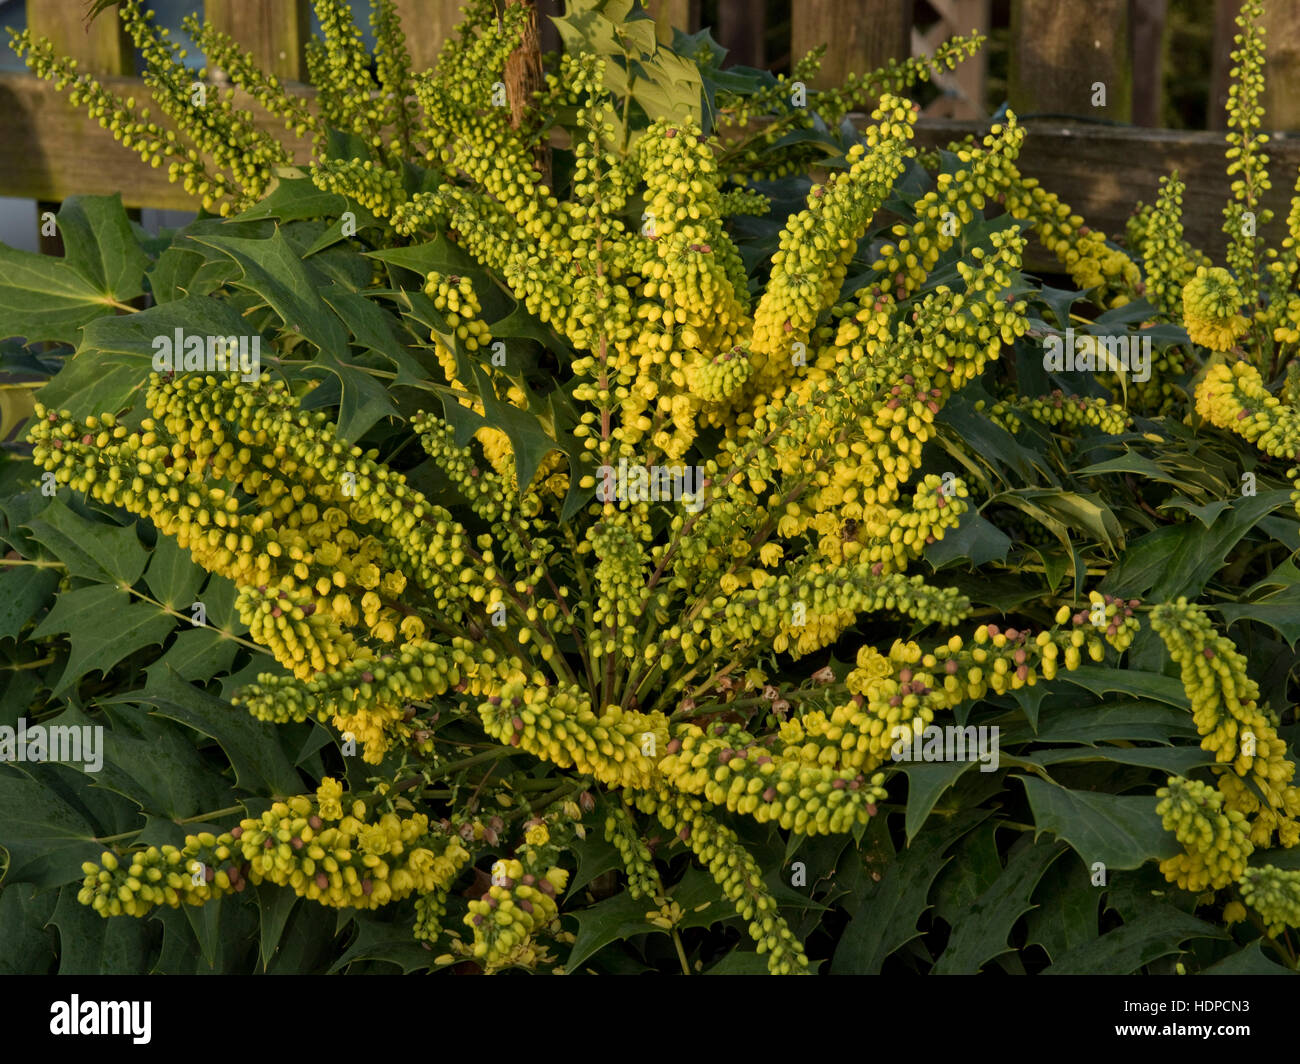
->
(3, 0), (1300, 976)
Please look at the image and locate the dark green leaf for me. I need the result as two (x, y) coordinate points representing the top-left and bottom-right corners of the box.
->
(1201, 939), (1298, 974)
(932, 839), (1067, 973)
(0, 566), (59, 642)
(1042, 907), (1226, 974)
(831, 810), (990, 973)
(22, 499), (148, 584)
(32, 585), (175, 697)
(1019, 777), (1180, 870)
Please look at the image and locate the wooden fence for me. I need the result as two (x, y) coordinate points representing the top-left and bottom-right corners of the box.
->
(3, 0), (1300, 263)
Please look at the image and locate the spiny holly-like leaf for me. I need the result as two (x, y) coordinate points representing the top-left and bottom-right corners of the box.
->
(1216, 586), (1300, 648)
(924, 509), (1012, 570)
(0, 566), (60, 642)
(328, 910), (440, 974)
(145, 627), (241, 685)
(232, 175), (347, 223)
(143, 535), (206, 611)
(1019, 777), (1181, 870)
(1102, 489), (1295, 600)
(565, 884), (667, 972)
(54, 704), (227, 820)
(0, 196), (148, 346)
(0, 772), (102, 887)
(898, 760), (978, 841)
(118, 669), (303, 795)
(295, 352), (399, 444)
(320, 285), (429, 389)
(37, 295), (253, 420)
(832, 809), (991, 974)
(188, 229), (349, 354)
(1055, 666), (1189, 708)
(1022, 852), (1101, 963)
(49, 882), (153, 975)
(932, 839), (1067, 974)
(0, 882), (58, 974)
(22, 500), (149, 586)
(1042, 906), (1226, 974)
(1202, 940), (1299, 974)
(32, 585), (175, 697)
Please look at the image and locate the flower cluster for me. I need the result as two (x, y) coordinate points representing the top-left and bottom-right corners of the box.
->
(1151, 600), (1300, 849)
(1182, 267), (1249, 352)
(1154, 775), (1253, 892)
(1195, 361), (1300, 517)
(978, 392), (1131, 437)
(78, 785), (469, 917)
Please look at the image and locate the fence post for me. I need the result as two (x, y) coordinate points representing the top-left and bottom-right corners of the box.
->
(1130, 0), (1166, 127)
(1260, 0), (1300, 130)
(203, 0), (311, 83)
(27, 2), (136, 256)
(717, 0), (766, 68)
(1008, 0), (1132, 121)
(792, 0), (911, 89)
(391, 0), (472, 73)
(644, 0), (698, 45)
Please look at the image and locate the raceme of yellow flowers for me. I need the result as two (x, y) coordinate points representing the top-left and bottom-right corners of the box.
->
(1123, 0), (1300, 383)
(1151, 602), (1300, 931)
(25, 0), (1300, 969)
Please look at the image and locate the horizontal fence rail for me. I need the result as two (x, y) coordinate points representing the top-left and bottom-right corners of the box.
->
(2, 0), (1300, 265)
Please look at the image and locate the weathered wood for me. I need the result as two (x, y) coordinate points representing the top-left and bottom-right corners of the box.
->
(1008, 0), (1132, 121)
(1260, 0), (1300, 130)
(913, 118), (1300, 267)
(27, 2), (133, 77)
(28, 1), (136, 255)
(203, 0), (311, 83)
(644, 0), (698, 45)
(537, 0), (563, 55)
(717, 0), (766, 68)
(1209, 0), (1242, 131)
(1130, 0), (1167, 128)
(792, 0), (912, 89)
(390, 0), (467, 73)
(505, 0), (544, 128)
(7, 62), (1300, 273)
(0, 72), (314, 212)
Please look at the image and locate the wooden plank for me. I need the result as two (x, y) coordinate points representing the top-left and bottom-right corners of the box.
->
(5, 65), (1299, 270)
(1209, 0), (1242, 131)
(1130, 0), (1167, 128)
(26, 2), (133, 77)
(1008, 0), (1131, 121)
(792, 0), (911, 89)
(537, 0), (563, 55)
(912, 118), (1300, 266)
(0, 72), (314, 211)
(717, 0), (766, 68)
(390, 0), (468, 73)
(914, 0), (989, 119)
(27, 2), (136, 255)
(644, 0), (698, 44)
(1260, 0), (1300, 130)
(203, 0), (311, 83)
